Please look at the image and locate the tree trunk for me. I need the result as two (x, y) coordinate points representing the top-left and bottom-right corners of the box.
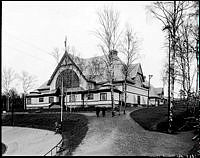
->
(111, 79), (115, 116)
(24, 94), (26, 111)
(123, 79), (127, 114)
(168, 1), (176, 133)
(110, 63), (115, 117)
(7, 96), (10, 111)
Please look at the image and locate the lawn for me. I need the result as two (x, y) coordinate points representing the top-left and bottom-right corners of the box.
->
(130, 103), (200, 156)
(130, 103), (199, 132)
(130, 105), (168, 131)
(2, 112), (88, 156)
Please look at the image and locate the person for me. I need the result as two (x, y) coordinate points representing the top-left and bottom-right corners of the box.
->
(55, 121), (62, 134)
(55, 121), (59, 134)
(102, 107), (106, 117)
(112, 109), (115, 117)
(96, 107), (100, 117)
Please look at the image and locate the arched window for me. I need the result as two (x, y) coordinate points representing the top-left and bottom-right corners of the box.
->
(56, 69), (79, 91)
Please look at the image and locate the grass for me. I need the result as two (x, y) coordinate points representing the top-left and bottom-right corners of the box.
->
(130, 106), (167, 131)
(2, 143), (6, 155)
(130, 103), (200, 156)
(130, 103), (199, 133)
(2, 112), (88, 156)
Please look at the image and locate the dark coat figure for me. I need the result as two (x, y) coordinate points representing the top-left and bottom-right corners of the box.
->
(112, 110), (115, 117)
(102, 107), (106, 117)
(96, 107), (100, 117)
(55, 121), (61, 134)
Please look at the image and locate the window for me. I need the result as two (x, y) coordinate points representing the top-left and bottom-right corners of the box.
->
(39, 97), (44, 102)
(87, 93), (94, 100)
(49, 97), (54, 103)
(69, 94), (76, 102)
(27, 98), (31, 104)
(100, 93), (107, 101)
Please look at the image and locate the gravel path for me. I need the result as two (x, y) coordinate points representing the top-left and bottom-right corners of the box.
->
(73, 108), (194, 156)
(2, 126), (62, 156)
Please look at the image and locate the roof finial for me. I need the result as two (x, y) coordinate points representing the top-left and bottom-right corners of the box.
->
(64, 36), (67, 51)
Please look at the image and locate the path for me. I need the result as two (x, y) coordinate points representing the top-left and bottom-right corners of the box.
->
(73, 108), (194, 156)
(2, 126), (62, 156)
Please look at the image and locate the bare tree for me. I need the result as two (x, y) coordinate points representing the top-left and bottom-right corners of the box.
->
(19, 71), (37, 94)
(120, 26), (139, 114)
(18, 71), (37, 110)
(95, 6), (122, 115)
(174, 18), (197, 112)
(176, 21), (196, 98)
(50, 47), (61, 64)
(160, 64), (168, 90)
(190, 1), (199, 97)
(87, 57), (105, 81)
(2, 67), (17, 94)
(147, 1), (193, 132)
(70, 47), (86, 72)
(2, 67), (17, 111)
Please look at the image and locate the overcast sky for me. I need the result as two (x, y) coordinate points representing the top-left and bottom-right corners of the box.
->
(2, 1), (173, 94)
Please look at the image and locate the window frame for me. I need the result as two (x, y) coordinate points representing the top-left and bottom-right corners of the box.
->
(27, 98), (31, 104)
(39, 97), (44, 102)
(69, 94), (76, 102)
(87, 93), (94, 100)
(49, 96), (54, 103)
(100, 93), (107, 101)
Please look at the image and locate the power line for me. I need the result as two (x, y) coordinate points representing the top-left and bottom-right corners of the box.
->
(4, 31), (53, 56)
(4, 44), (53, 64)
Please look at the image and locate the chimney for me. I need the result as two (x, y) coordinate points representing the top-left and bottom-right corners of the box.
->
(109, 50), (118, 60)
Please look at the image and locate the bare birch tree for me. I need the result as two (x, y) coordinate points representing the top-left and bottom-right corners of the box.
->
(174, 18), (197, 112)
(120, 26), (139, 114)
(190, 1), (199, 97)
(95, 6), (122, 115)
(176, 21), (196, 98)
(147, 1), (193, 132)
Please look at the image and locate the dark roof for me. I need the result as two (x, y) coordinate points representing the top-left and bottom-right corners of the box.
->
(149, 86), (164, 98)
(37, 81), (49, 90)
(34, 50), (148, 93)
(47, 52), (93, 86)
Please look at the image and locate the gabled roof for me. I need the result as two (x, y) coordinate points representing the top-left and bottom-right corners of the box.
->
(154, 88), (164, 95)
(149, 85), (164, 98)
(37, 81), (49, 90)
(42, 48), (146, 89)
(47, 52), (93, 86)
(76, 54), (144, 84)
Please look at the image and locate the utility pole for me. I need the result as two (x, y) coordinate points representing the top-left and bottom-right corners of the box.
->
(61, 75), (63, 123)
(60, 36), (68, 122)
(147, 75), (153, 107)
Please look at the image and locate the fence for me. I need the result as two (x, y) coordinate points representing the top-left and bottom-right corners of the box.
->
(44, 138), (64, 156)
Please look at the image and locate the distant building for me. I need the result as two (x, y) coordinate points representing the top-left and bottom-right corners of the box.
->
(26, 50), (163, 110)
(149, 87), (165, 106)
